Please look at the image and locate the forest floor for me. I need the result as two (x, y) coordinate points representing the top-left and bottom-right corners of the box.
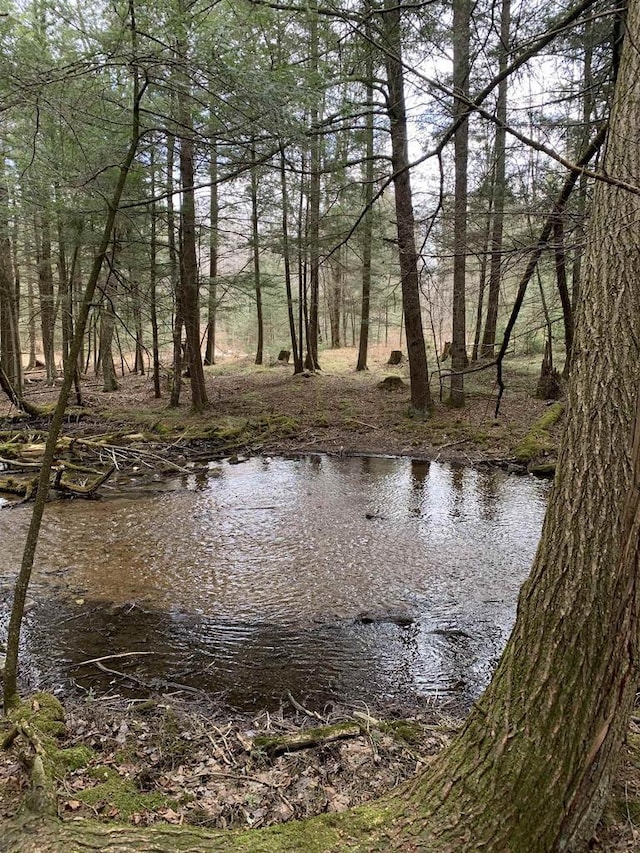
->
(1, 344), (564, 471)
(2, 346), (637, 849)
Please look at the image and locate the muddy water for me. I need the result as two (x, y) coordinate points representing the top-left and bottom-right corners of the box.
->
(0, 455), (549, 710)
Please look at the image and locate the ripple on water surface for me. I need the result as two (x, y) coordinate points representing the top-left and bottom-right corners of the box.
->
(0, 455), (550, 709)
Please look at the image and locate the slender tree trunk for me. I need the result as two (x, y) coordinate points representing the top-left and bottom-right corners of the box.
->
(54, 186), (68, 360)
(176, 73), (207, 411)
(56, 194), (73, 376)
(167, 129), (182, 408)
(297, 145), (308, 368)
(250, 141), (264, 365)
(449, 0), (471, 406)
(305, 0), (321, 371)
(356, 31), (374, 371)
(149, 144), (161, 398)
(279, 144), (302, 373)
(0, 171), (21, 391)
(553, 215), (573, 378)
(382, 0), (432, 413)
(204, 132), (218, 366)
(99, 237), (119, 393)
(26, 272), (36, 370)
(471, 191), (493, 362)
(328, 252), (342, 348)
(35, 210), (57, 384)
(480, 0), (510, 360)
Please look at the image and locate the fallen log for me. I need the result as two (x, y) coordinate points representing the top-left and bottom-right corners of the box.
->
(253, 721), (363, 756)
(0, 462), (115, 501)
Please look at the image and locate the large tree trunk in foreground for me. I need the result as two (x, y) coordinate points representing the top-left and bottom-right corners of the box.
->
(390, 1), (640, 843)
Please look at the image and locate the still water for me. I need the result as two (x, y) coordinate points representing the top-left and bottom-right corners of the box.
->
(0, 455), (549, 710)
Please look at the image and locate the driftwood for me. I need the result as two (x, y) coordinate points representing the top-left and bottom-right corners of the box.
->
(0, 462), (115, 501)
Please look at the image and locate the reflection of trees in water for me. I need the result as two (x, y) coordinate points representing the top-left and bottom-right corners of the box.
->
(408, 460), (430, 516)
(476, 469), (501, 522)
(449, 464), (466, 520)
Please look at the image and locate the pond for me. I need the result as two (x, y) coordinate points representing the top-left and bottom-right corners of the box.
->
(0, 455), (550, 711)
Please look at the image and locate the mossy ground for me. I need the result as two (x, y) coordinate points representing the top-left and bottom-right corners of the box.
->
(1, 693), (455, 832)
(0, 347), (563, 470)
(513, 402), (565, 465)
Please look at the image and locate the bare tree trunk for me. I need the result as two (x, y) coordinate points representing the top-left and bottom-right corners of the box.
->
(0, 171), (21, 391)
(480, 0), (510, 359)
(175, 64), (207, 411)
(328, 251), (342, 348)
(297, 148), (308, 369)
(250, 141), (263, 365)
(26, 274), (36, 370)
(553, 215), (573, 378)
(305, 0), (321, 371)
(204, 131), (218, 366)
(470, 191), (493, 362)
(166, 129), (182, 409)
(356, 28), (374, 372)
(149, 143), (161, 398)
(35, 210), (57, 385)
(382, 0), (432, 414)
(99, 237), (119, 393)
(449, 0), (471, 406)
(279, 144), (302, 374)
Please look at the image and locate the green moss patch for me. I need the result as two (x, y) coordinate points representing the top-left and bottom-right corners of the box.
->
(77, 767), (176, 819)
(8, 693), (93, 778)
(513, 402), (564, 464)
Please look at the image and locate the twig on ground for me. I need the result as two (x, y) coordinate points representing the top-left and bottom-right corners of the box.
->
(286, 691), (325, 722)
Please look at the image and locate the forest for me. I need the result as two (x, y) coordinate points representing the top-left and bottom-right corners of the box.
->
(1, 0), (640, 849)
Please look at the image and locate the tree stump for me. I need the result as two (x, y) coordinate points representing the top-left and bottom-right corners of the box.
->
(377, 376), (406, 391)
(536, 341), (563, 400)
(386, 350), (404, 365)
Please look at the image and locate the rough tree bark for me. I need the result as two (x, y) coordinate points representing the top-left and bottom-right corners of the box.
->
(305, 0), (321, 371)
(176, 74), (207, 412)
(149, 143), (161, 398)
(480, 0), (510, 359)
(449, 0), (471, 406)
(204, 128), (218, 366)
(356, 21), (374, 372)
(166, 128), (183, 408)
(34, 209), (57, 385)
(98, 236), (119, 393)
(279, 143), (302, 374)
(250, 140), (264, 366)
(382, 0), (432, 413)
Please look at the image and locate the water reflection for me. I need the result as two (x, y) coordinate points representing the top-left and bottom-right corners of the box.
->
(0, 455), (549, 710)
